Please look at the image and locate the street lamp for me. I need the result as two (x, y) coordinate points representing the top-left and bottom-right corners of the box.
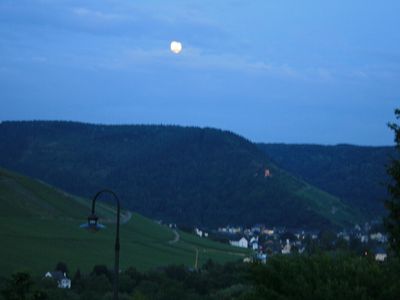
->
(84, 189), (121, 300)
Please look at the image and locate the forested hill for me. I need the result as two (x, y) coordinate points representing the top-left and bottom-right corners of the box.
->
(0, 121), (359, 228)
(258, 143), (395, 218)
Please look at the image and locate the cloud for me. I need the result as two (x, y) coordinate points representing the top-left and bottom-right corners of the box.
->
(84, 44), (301, 80)
(1, 0), (399, 85)
(72, 7), (125, 22)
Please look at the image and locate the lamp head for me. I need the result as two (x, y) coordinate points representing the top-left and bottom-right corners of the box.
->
(86, 213), (100, 232)
(80, 213), (106, 231)
(88, 213), (98, 224)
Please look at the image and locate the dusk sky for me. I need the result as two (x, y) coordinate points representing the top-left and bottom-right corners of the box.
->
(1, 0), (399, 145)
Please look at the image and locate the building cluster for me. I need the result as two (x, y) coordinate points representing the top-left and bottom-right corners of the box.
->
(44, 271), (71, 289)
(216, 225), (315, 263)
(336, 221), (388, 261)
(194, 227), (209, 238)
(213, 221), (389, 263)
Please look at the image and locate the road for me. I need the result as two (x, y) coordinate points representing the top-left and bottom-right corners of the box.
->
(168, 229), (180, 244)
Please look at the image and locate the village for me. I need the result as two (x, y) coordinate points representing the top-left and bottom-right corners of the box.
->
(19, 219), (390, 291)
(189, 221), (389, 264)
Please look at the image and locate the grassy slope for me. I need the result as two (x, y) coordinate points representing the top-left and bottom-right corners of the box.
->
(0, 168), (249, 276)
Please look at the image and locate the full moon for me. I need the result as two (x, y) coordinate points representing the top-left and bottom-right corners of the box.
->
(170, 41), (182, 54)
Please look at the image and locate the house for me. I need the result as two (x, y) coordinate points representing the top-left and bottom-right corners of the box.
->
(263, 228), (274, 236)
(195, 228), (208, 238)
(256, 252), (268, 264)
(218, 227), (228, 233)
(195, 228), (203, 237)
(230, 237), (248, 248)
(359, 234), (369, 243)
(370, 232), (387, 243)
(230, 226), (242, 234)
(249, 236), (258, 244)
(249, 236), (259, 250)
(218, 226), (242, 234)
(44, 271), (71, 289)
(375, 252), (387, 262)
(374, 248), (387, 262)
(281, 239), (291, 255)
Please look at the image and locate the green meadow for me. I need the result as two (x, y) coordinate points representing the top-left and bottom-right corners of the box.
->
(0, 168), (249, 276)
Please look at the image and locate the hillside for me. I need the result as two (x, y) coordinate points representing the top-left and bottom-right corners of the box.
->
(0, 121), (360, 228)
(258, 143), (395, 217)
(0, 167), (249, 276)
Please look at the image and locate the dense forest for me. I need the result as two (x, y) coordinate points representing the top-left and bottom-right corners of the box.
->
(0, 121), (358, 229)
(1, 255), (399, 300)
(258, 143), (395, 217)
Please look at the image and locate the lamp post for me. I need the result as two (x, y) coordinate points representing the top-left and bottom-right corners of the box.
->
(86, 189), (121, 300)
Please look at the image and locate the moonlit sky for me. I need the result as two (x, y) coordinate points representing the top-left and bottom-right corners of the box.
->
(1, 1), (399, 145)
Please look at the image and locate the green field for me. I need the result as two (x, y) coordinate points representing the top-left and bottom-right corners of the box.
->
(0, 168), (249, 276)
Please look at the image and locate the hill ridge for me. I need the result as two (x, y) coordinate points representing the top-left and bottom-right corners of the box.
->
(0, 121), (360, 228)
(258, 143), (395, 217)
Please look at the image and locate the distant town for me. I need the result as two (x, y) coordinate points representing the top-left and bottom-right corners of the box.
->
(167, 221), (389, 264)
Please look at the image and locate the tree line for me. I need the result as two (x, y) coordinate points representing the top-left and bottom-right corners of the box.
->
(1, 254), (399, 300)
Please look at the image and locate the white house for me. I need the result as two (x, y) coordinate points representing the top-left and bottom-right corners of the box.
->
(195, 228), (203, 237)
(256, 253), (267, 264)
(375, 253), (387, 262)
(218, 226), (241, 234)
(360, 235), (369, 243)
(195, 228), (208, 238)
(375, 248), (388, 262)
(249, 236), (258, 244)
(44, 271), (71, 289)
(230, 237), (248, 248)
(281, 239), (291, 255)
(252, 242), (259, 250)
(249, 236), (259, 250)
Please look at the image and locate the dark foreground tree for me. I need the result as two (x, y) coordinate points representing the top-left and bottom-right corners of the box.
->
(386, 108), (400, 256)
(55, 262), (68, 275)
(1, 272), (33, 300)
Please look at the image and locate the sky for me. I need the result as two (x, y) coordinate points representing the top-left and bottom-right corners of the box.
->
(1, 0), (399, 145)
